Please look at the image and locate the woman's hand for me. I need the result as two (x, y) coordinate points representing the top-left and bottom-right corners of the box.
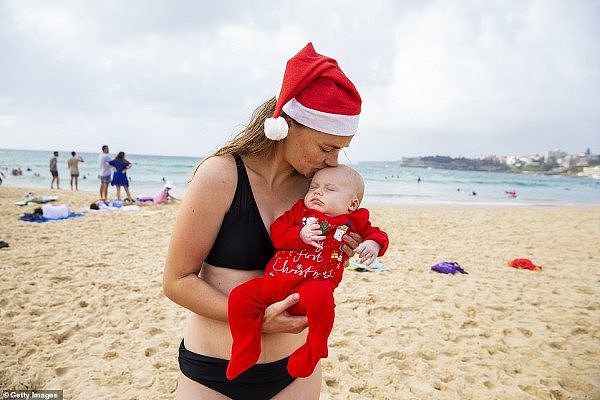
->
(262, 293), (308, 334)
(341, 232), (363, 267)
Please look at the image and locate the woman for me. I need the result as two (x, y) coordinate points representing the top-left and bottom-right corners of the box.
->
(163, 43), (363, 400)
(109, 151), (133, 201)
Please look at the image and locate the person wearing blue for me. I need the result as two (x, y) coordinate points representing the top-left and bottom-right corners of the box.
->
(109, 151), (133, 201)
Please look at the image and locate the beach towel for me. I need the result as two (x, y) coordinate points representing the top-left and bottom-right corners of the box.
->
(87, 203), (140, 212)
(431, 261), (468, 274)
(507, 258), (542, 271)
(346, 259), (389, 272)
(15, 194), (58, 206)
(19, 212), (84, 223)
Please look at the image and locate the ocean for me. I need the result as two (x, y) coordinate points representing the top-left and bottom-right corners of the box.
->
(1, 148), (599, 206)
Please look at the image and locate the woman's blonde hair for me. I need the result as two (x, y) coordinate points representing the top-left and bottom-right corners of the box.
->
(212, 97), (279, 158)
(192, 97), (300, 177)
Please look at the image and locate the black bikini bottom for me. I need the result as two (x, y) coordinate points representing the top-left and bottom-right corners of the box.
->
(178, 340), (296, 400)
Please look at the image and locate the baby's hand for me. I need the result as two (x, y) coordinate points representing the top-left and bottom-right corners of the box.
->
(354, 240), (381, 266)
(300, 222), (325, 249)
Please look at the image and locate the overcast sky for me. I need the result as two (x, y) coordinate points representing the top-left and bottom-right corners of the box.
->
(1, 0), (598, 161)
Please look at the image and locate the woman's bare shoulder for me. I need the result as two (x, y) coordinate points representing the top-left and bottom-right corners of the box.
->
(189, 154), (237, 193)
(171, 154), (238, 252)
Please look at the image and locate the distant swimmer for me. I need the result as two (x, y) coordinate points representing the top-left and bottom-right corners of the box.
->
(472, 191), (477, 196)
(417, 176), (421, 183)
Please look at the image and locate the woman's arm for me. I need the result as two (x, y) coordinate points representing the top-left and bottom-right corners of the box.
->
(163, 156), (236, 322)
(164, 155), (309, 332)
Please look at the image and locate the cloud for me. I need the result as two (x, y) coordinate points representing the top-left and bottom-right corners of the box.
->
(360, 0), (600, 158)
(0, 0), (598, 160)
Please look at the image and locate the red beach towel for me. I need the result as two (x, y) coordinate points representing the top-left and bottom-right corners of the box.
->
(507, 258), (542, 272)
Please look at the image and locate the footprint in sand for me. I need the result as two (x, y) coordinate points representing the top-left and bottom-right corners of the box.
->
(570, 327), (588, 335)
(349, 385), (367, 394)
(377, 350), (406, 360)
(29, 308), (43, 316)
(483, 380), (495, 389)
(549, 389), (567, 400)
(549, 341), (565, 350)
(153, 362), (167, 370)
(50, 275), (72, 283)
(460, 320), (477, 329)
(518, 384), (548, 398)
(325, 378), (339, 389)
(102, 350), (118, 360)
(144, 347), (157, 357)
(417, 350), (437, 361)
(558, 376), (600, 396)
(53, 329), (74, 344)
(575, 286), (593, 295)
(465, 306), (476, 318)
(517, 327), (533, 337)
(147, 327), (163, 336)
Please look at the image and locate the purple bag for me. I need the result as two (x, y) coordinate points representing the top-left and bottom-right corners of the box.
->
(431, 261), (468, 274)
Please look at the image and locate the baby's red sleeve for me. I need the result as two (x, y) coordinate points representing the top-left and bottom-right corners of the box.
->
(352, 210), (389, 257)
(270, 199), (306, 250)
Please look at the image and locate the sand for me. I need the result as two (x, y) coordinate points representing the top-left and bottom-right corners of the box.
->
(1, 186), (599, 399)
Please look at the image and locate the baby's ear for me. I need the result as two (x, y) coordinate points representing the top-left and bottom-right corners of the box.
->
(348, 198), (360, 212)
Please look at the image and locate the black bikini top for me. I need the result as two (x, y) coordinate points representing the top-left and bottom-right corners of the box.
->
(204, 154), (275, 270)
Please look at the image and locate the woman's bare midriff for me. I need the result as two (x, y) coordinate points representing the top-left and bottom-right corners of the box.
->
(183, 263), (308, 363)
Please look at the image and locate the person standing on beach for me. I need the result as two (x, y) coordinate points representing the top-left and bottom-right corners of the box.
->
(49, 151), (59, 189)
(98, 145), (112, 202)
(108, 151), (133, 201)
(163, 43), (364, 400)
(67, 151), (84, 191)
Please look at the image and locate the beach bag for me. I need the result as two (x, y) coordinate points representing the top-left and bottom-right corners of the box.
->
(431, 261), (468, 274)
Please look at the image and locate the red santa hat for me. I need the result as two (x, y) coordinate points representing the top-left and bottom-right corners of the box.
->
(264, 43), (362, 140)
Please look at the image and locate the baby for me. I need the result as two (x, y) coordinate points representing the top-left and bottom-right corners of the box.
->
(227, 165), (389, 379)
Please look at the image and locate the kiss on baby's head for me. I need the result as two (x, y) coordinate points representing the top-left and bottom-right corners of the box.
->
(304, 165), (365, 217)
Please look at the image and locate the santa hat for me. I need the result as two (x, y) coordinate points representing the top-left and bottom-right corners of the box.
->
(264, 43), (361, 140)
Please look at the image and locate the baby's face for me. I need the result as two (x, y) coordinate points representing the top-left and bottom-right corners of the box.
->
(304, 167), (360, 217)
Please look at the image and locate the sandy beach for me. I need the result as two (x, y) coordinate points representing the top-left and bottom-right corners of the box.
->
(1, 185), (599, 399)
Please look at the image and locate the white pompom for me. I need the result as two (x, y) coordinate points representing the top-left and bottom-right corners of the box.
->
(264, 117), (288, 140)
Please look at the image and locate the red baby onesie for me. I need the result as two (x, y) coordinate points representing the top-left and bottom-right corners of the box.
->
(227, 199), (388, 379)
